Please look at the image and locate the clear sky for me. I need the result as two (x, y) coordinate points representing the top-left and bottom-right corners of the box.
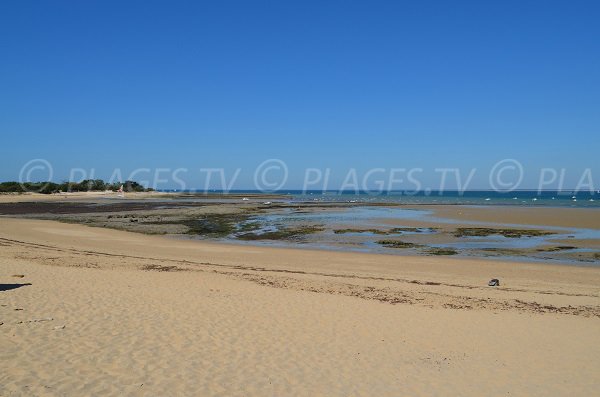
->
(1, 1), (599, 190)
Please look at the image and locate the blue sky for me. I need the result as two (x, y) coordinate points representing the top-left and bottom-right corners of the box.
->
(1, 0), (599, 190)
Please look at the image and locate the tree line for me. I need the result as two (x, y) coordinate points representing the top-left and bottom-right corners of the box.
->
(0, 180), (154, 194)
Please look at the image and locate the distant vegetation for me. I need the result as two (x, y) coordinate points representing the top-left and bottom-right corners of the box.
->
(0, 179), (153, 194)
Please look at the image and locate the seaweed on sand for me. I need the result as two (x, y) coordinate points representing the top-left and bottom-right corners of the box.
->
(536, 246), (577, 252)
(237, 221), (263, 232)
(453, 228), (554, 238)
(334, 228), (389, 235)
(425, 247), (458, 255)
(334, 227), (438, 235)
(376, 240), (420, 249)
(479, 248), (523, 256)
(389, 227), (438, 233)
(178, 213), (252, 237)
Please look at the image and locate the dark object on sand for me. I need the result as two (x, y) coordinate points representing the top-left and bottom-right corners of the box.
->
(0, 283), (32, 292)
(488, 279), (500, 287)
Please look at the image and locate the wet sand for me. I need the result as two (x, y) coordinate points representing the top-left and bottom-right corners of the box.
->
(0, 191), (173, 203)
(423, 205), (600, 229)
(1, 196), (599, 264)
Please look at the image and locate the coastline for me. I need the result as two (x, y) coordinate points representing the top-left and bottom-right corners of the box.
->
(1, 194), (598, 265)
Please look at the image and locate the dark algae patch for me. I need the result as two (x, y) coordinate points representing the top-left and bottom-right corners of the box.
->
(237, 221), (262, 232)
(389, 227), (438, 233)
(453, 228), (555, 238)
(167, 213), (253, 237)
(182, 217), (239, 237)
(377, 240), (419, 248)
(334, 227), (437, 235)
(334, 228), (389, 235)
(536, 246), (577, 252)
(425, 247), (458, 255)
(479, 248), (525, 256)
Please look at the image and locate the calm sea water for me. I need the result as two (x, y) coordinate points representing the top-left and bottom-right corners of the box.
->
(178, 190), (600, 207)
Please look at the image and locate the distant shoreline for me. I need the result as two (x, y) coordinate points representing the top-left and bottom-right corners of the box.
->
(1, 195), (598, 266)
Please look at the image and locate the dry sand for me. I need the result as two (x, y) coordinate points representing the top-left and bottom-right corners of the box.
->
(1, 217), (599, 396)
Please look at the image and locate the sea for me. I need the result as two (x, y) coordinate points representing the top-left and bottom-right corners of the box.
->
(173, 190), (600, 208)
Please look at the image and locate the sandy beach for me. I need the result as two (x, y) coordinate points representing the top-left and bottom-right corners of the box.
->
(1, 215), (599, 396)
(4, 1), (599, 395)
